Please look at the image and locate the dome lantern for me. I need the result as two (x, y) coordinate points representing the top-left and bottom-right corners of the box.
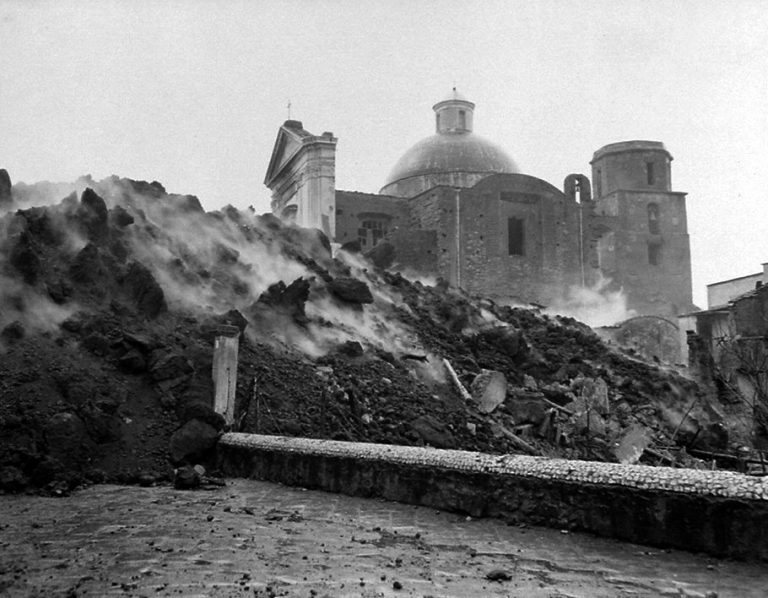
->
(380, 89), (519, 198)
(433, 87), (476, 134)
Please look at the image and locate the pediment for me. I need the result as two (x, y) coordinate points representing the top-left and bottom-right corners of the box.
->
(264, 127), (305, 186)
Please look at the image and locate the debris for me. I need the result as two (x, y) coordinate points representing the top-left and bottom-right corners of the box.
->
(442, 358), (472, 402)
(470, 369), (507, 414)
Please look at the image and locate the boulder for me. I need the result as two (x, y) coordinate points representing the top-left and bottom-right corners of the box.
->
(337, 340), (364, 358)
(256, 278), (310, 321)
(168, 418), (219, 465)
(173, 464), (202, 489)
(470, 370), (507, 414)
(180, 402), (226, 431)
(328, 277), (374, 304)
(339, 239), (362, 254)
(122, 261), (166, 318)
(78, 188), (109, 241)
(109, 204), (134, 227)
(410, 415), (456, 449)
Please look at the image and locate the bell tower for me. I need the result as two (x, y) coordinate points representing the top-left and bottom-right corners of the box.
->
(590, 141), (694, 316)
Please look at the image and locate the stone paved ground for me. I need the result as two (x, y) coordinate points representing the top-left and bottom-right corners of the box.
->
(1, 479), (766, 598)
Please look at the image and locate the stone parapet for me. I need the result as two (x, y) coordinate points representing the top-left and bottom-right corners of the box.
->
(218, 432), (768, 560)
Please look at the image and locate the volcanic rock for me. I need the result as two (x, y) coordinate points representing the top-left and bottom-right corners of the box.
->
(174, 464), (202, 489)
(256, 278), (310, 322)
(81, 332), (110, 356)
(506, 392), (549, 426)
(122, 261), (166, 318)
(340, 239), (362, 253)
(109, 204), (135, 227)
(410, 415), (456, 449)
(78, 188), (109, 242)
(0, 465), (26, 492)
(169, 418), (219, 465)
(328, 277), (374, 304)
(119, 349), (147, 373)
(180, 402), (226, 431)
(1, 321), (25, 343)
(476, 326), (527, 359)
(337, 340), (365, 358)
(44, 412), (92, 468)
(149, 350), (194, 383)
(79, 403), (122, 443)
(9, 232), (41, 284)
(46, 279), (73, 304)
(69, 243), (106, 284)
(365, 241), (396, 269)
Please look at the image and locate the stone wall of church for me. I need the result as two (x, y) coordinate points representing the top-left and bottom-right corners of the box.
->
(334, 191), (408, 250)
(457, 174), (583, 305)
(407, 187), (459, 284)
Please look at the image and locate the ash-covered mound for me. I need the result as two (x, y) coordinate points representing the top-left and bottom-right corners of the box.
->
(0, 172), (730, 494)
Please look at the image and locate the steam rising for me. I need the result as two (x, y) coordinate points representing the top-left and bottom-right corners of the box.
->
(545, 276), (636, 327)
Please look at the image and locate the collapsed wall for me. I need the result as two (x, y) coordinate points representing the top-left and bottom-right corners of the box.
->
(218, 433), (768, 561)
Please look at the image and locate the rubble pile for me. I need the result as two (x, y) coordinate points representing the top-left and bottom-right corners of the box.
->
(0, 173), (736, 494)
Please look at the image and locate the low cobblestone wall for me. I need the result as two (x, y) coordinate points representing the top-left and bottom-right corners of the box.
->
(217, 433), (768, 560)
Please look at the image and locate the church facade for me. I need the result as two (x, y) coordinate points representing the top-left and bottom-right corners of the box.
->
(264, 90), (694, 319)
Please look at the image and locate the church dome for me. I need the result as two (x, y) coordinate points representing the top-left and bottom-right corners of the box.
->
(383, 132), (519, 187)
(380, 89), (519, 197)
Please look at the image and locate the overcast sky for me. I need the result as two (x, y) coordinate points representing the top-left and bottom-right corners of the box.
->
(1, 0), (766, 308)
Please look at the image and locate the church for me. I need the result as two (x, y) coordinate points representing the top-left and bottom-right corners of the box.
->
(263, 89), (695, 319)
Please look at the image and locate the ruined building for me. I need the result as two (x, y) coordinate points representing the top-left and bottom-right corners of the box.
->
(264, 90), (695, 319)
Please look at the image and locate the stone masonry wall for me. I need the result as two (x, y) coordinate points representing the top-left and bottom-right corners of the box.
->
(218, 433), (768, 561)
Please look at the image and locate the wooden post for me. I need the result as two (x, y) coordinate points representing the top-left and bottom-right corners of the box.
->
(212, 325), (240, 426)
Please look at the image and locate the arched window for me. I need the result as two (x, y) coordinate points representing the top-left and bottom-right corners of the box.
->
(647, 203), (660, 235)
(458, 110), (466, 129)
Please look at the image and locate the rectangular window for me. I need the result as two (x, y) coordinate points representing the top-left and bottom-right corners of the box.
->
(648, 242), (661, 265)
(508, 217), (525, 256)
(458, 110), (466, 129)
(646, 161), (655, 185)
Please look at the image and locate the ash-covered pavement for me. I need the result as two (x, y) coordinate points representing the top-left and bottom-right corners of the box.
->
(1, 479), (765, 597)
